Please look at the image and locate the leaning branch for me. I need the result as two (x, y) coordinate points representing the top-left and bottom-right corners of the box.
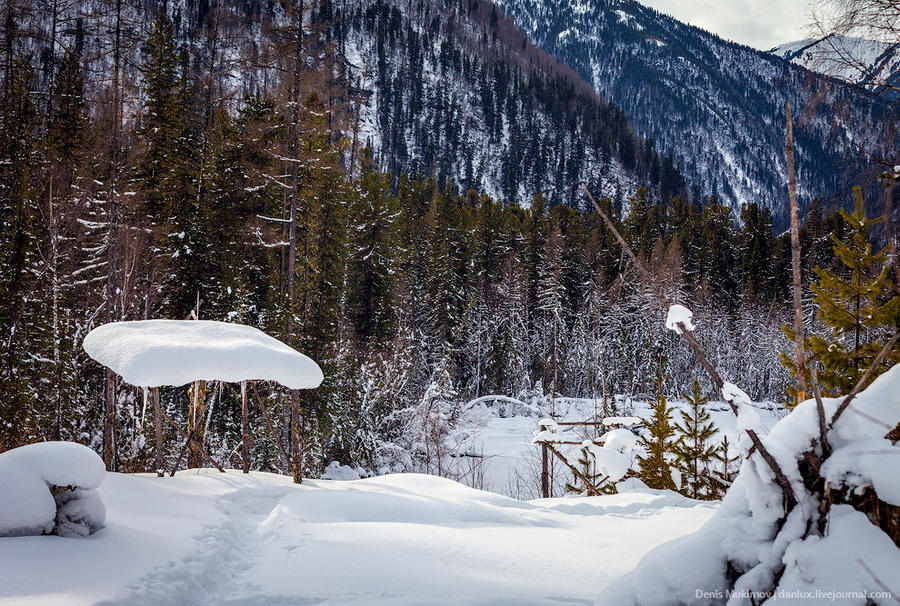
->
(582, 184), (798, 510)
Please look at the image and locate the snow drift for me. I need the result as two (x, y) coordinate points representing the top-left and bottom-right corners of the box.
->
(0, 442), (106, 538)
(82, 320), (323, 389)
(599, 366), (900, 605)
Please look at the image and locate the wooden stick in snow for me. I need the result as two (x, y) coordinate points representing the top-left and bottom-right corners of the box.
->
(581, 184), (798, 510)
(809, 366), (831, 458)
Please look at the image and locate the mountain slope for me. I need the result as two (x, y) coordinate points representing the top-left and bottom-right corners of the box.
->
(495, 0), (892, 224)
(335, 0), (674, 207)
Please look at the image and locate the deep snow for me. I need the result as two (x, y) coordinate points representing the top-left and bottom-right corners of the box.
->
(0, 470), (715, 605)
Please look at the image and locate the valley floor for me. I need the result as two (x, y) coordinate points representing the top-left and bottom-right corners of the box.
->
(0, 470), (715, 605)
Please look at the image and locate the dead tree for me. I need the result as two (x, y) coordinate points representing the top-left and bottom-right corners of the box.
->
(786, 102), (808, 403)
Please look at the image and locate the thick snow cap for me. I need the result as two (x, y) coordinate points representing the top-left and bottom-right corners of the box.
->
(83, 320), (324, 389)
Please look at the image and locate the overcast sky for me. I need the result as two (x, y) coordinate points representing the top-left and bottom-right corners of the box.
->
(639, 0), (813, 50)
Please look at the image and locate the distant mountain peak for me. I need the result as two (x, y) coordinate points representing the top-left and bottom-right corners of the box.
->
(769, 34), (900, 90)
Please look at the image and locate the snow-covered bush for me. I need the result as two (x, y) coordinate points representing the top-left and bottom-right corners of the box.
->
(0, 441), (106, 537)
(599, 366), (900, 605)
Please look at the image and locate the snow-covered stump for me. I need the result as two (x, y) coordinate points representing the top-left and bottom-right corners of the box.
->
(0, 442), (106, 538)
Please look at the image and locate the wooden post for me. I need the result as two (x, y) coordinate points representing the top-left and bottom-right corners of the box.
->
(153, 387), (163, 477)
(785, 101), (807, 404)
(241, 381), (250, 474)
(541, 443), (549, 498)
(539, 420), (550, 498)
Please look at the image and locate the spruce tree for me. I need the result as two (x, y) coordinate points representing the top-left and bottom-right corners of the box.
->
(636, 355), (678, 490)
(673, 378), (719, 499)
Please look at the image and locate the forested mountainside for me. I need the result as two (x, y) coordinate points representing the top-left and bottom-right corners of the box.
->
(495, 0), (895, 225)
(339, 0), (673, 207)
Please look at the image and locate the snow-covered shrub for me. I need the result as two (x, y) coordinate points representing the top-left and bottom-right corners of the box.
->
(0, 441), (106, 537)
(599, 366), (900, 605)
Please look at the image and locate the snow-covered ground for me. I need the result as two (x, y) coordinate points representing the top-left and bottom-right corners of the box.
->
(0, 470), (715, 605)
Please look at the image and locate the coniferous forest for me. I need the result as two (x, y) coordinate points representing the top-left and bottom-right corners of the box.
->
(1, 0), (897, 483)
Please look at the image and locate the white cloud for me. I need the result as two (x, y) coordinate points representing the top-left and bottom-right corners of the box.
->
(639, 0), (812, 50)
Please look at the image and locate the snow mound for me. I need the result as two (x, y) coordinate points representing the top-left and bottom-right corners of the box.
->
(599, 366), (900, 605)
(321, 461), (366, 481)
(82, 320), (324, 389)
(0, 441), (106, 537)
(665, 304), (695, 334)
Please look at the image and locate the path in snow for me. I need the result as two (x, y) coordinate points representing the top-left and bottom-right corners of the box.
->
(1, 471), (716, 605)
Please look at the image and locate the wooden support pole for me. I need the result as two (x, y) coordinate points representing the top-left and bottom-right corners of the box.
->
(103, 369), (116, 471)
(241, 380), (250, 474)
(153, 387), (163, 477)
(290, 389), (302, 484)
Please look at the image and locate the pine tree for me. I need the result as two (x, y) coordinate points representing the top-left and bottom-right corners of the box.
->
(636, 355), (678, 490)
(673, 378), (719, 499)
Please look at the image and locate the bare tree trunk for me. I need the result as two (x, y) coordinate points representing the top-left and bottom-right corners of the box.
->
(785, 101), (807, 403)
(286, 1), (305, 484)
(102, 0), (124, 472)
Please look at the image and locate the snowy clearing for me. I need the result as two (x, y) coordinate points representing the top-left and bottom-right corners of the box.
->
(0, 470), (715, 605)
(455, 396), (782, 498)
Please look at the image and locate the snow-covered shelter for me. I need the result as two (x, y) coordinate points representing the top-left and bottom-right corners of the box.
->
(83, 320), (323, 475)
